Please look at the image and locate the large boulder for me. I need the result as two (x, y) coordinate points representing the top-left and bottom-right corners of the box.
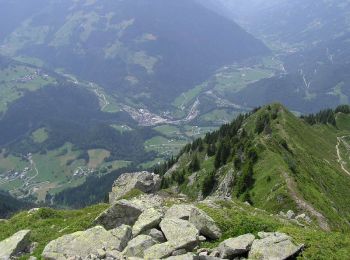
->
(109, 224), (133, 251)
(123, 235), (156, 258)
(218, 234), (255, 258)
(160, 218), (199, 250)
(42, 226), (131, 259)
(132, 208), (164, 236)
(94, 200), (143, 230)
(144, 242), (177, 259)
(109, 171), (161, 203)
(0, 230), (31, 259)
(189, 208), (221, 240)
(164, 204), (196, 220)
(248, 232), (304, 260)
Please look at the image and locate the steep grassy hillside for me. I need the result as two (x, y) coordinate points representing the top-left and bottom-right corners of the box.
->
(159, 104), (350, 231)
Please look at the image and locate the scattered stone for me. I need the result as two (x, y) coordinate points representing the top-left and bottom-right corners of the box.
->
(29, 241), (39, 253)
(109, 224), (132, 251)
(160, 218), (199, 249)
(189, 208), (221, 240)
(28, 208), (40, 214)
(198, 256), (221, 260)
(249, 232), (304, 260)
(165, 253), (199, 259)
(143, 228), (166, 243)
(42, 226), (126, 259)
(105, 249), (123, 259)
(109, 171), (161, 203)
(165, 204), (196, 220)
(123, 235), (156, 258)
(199, 236), (206, 242)
(94, 200), (143, 230)
(172, 249), (187, 256)
(144, 242), (176, 259)
(218, 233), (255, 258)
(286, 210), (295, 219)
(0, 230), (31, 259)
(132, 208), (163, 236)
(29, 256), (37, 260)
(0, 219), (8, 223)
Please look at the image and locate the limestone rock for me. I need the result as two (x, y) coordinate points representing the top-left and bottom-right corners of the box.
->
(94, 200), (143, 230)
(143, 228), (166, 243)
(42, 226), (125, 259)
(109, 224), (132, 251)
(249, 232), (304, 260)
(132, 208), (164, 236)
(165, 204), (196, 220)
(109, 171), (161, 203)
(123, 235), (156, 258)
(160, 218), (199, 249)
(189, 208), (221, 240)
(218, 233), (255, 258)
(0, 230), (31, 259)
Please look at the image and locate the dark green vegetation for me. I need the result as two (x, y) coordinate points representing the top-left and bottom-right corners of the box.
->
(159, 104), (350, 231)
(0, 191), (34, 218)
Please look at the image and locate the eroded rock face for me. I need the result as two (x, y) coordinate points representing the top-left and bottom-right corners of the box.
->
(248, 232), (304, 260)
(218, 233), (255, 258)
(109, 171), (161, 203)
(42, 226), (130, 260)
(0, 230), (31, 259)
(94, 200), (143, 230)
(189, 208), (221, 240)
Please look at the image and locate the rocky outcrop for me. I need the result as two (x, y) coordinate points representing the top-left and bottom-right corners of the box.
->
(218, 234), (255, 258)
(42, 226), (132, 259)
(132, 208), (164, 236)
(123, 235), (156, 258)
(0, 230), (31, 259)
(143, 228), (166, 243)
(165, 204), (196, 220)
(189, 208), (221, 240)
(109, 171), (161, 203)
(94, 200), (143, 230)
(160, 218), (200, 250)
(248, 232), (304, 260)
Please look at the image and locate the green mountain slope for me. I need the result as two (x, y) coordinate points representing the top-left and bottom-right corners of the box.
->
(159, 104), (350, 231)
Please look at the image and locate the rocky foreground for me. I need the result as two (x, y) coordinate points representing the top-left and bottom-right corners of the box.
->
(0, 171), (304, 260)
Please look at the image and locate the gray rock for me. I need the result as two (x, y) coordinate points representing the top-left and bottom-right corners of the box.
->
(94, 200), (143, 230)
(165, 253), (199, 259)
(165, 204), (196, 220)
(198, 256), (222, 260)
(286, 210), (295, 220)
(109, 171), (161, 203)
(172, 249), (187, 256)
(160, 218), (199, 250)
(123, 235), (156, 258)
(143, 228), (166, 243)
(109, 225), (132, 251)
(0, 230), (31, 259)
(132, 208), (163, 236)
(42, 226), (126, 259)
(218, 233), (255, 258)
(29, 257), (38, 260)
(249, 232), (304, 260)
(144, 242), (176, 259)
(189, 208), (221, 240)
(105, 250), (123, 259)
